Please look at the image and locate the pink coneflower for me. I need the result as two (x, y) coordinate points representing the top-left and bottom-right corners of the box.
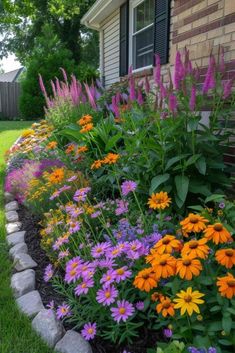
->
(96, 285), (118, 306)
(136, 301), (145, 311)
(121, 180), (137, 196)
(81, 322), (97, 341)
(91, 242), (111, 258)
(75, 278), (94, 296)
(189, 86), (196, 111)
(43, 264), (54, 282)
(115, 266), (132, 283)
(56, 303), (71, 319)
(100, 269), (116, 287)
(111, 300), (135, 323)
(68, 221), (81, 234)
(73, 187), (91, 202)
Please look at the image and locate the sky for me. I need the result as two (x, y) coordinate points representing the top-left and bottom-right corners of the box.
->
(0, 53), (22, 72)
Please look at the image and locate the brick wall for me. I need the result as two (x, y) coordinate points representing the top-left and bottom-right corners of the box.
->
(171, 0), (235, 80)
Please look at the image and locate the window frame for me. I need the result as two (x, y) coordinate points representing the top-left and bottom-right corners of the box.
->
(129, 0), (154, 72)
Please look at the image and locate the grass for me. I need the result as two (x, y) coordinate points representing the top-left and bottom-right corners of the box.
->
(0, 121), (55, 353)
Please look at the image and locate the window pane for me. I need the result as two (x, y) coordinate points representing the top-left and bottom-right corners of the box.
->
(133, 25), (154, 69)
(134, 0), (155, 33)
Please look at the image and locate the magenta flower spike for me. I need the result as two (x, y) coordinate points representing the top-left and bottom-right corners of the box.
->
(153, 53), (161, 85)
(202, 55), (216, 94)
(137, 88), (144, 105)
(39, 74), (47, 96)
(145, 76), (150, 93)
(84, 83), (97, 110)
(189, 86), (196, 111)
(111, 95), (120, 117)
(174, 51), (185, 89)
(129, 75), (136, 101)
(168, 93), (178, 113)
(60, 67), (68, 84)
(222, 79), (233, 100)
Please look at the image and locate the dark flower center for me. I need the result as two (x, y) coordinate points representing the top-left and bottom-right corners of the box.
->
(183, 259), (192, 266)
(189, 241), (198, 249)
(214, 223), (223, 231)
(225, 249), (233, 257)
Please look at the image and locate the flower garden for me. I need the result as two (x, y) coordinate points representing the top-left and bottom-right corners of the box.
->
(4, 49), (235, 353)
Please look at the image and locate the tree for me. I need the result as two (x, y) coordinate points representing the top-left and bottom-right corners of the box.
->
(0, 0), (99, 67)
(19, 24), (97, 120)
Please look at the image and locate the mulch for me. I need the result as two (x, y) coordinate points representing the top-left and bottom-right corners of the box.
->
(18, 205), (162, 353)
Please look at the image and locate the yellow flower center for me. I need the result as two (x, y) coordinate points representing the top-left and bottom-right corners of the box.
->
(213, 223), (223, 231)
(106, 275), (111, 281)
(69, 269), (77, 276)
(189, 215), (199, 224)
(189, 241), (198, 249)
(88, 328), (94, 334)
(117, 269), (124, 275)
(105, 291), (111, 298)
(184, 295), (192, 303)
(119, 307), (126, 314)
(227, 279), (235, 287)
(82, 283), (87, 288)
(183, 259), (192, 266)
(61, 308), (67, 313)
(225, 250), (233, 257)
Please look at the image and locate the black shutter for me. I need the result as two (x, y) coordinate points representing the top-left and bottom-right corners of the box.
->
(119, 1), (129, 77)
(154, 0), (171, 65)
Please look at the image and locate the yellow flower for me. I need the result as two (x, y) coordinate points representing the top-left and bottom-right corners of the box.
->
(80, 123), (94, 133)
(78, 114), (93, 126)
(21, 129), (35, 138)
(91, 160), (103, 170)
(180, 213), (208, 234)
(174, 287), (204, 316)
(148, 191), (171, 210)
(103, 153), (120, 165)
(48, 168), (64, 184)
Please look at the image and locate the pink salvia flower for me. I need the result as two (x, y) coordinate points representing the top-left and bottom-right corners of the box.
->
(222, 79), (233, 100)
(111, 95), (120, 117)
(174, 51), (185, 89)
(84, 83), (97, 110)
(160, 82), (167, 99)
(189, 86), (196, 111)
(60, 67), (68, 83)
(145, 76), (150, 93)
(154, 54), (161, 85)
(137, 88), (144, 105)
(39, 74), (47, 96)
(129, 74), (136, 101)
(168, 93), (178, 112)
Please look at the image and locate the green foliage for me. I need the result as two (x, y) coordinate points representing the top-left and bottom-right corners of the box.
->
(156, 341), (186, 353)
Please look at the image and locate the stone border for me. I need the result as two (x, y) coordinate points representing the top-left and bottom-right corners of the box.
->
(4, 192), (92, 353)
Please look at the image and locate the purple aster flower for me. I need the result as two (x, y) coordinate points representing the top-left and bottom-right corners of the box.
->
(59, 185), (71, 193)
(56, 303), (71, 320)
(67, 175), (77, 182)
(188, 348), (199, 353)
(90, 211), (101, 218)
(49, 190), (61, 200)
(111, 300), (135, 323)
(96, 285), (118, 306)
(219, 202), (225, 209)
(115, 266), (132, 283)
(91, 242), (111, 258)
(58, 249), (70, 259)
(77, 261), (96, 279)
(163, 328), (173, 338)
(68, 221), (81, 234)
(44, 264), (54, 282)
(65, 257), (82, 283)
(126, 240), (145, 260)
(46, 300), (55, 311)
(73, 187), (91, 202)
(75, 278), (94, 296)
(53, 236), (69, 250)
(69, 207), (83, 218)
(136, 301), (144, 311)
(81, 323), (97, 341)
(98, 258), (116, 269)
(208, 348), (217, 353)
(100, 269), (116, 287)
(115, 200), (129, 216)
(121, 180), (137, 196)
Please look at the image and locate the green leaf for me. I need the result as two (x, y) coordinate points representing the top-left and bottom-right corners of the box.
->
(185, 154), (201, 167)
(189, 180), (211, 196)
(205, 194), (225, 204)
(165, 155), (188, 171)
(175, 175), (189, 205)
(226, 307), (235, 315)
(187, 205), (204, 211)
(210, 305), (221, 312)
(149, 174), (170, 194)
(218, 339), (233, 346)
(195, 156), (207, 175)
(222, 315), (232, 333)
(105, 132), (122, 152)
(208, 321), (222, 332)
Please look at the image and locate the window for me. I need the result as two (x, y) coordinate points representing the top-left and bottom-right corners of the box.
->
(131, 0), (155, 70)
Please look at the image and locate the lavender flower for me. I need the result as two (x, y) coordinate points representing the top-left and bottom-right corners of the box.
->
(111, 300), (135, 323)
(154, 54), (161, 85)
(43, 264), (54, 282)
(136, 301), (145, 311)
(163, 328), (173, 338)
(121, 180), (137, 196)
(56, 303), (71, 320)
(222, 79), (233, 100)
(96, 285), (118, 306)
(81, 322), (97, 341)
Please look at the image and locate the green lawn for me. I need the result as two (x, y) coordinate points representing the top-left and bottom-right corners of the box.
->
(0, 121), (55, 353)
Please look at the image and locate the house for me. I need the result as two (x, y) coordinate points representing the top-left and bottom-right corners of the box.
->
(81, 0), (235, 88)
(0, 67), (24, 82)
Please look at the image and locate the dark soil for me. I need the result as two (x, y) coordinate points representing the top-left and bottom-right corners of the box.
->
(18, 205), (162, 353)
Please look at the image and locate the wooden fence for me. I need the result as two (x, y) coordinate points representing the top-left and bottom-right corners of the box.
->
(0, 82), (21, 119)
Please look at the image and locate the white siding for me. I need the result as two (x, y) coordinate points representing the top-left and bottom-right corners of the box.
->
(101, 9), (120, 87)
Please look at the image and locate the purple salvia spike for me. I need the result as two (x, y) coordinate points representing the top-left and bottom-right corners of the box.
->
(129, 75), (136, 102)
(222, 79), (233, 100)
(174, 51), (185, 89)
(116, 92), (121, 105)
(160, 82), (167, 99)
(145, 76), (150, 93)
(55, 78), (62, 97)
(84, 83), (97, 109)
(111, 95), (120, 117)
(137, 89), (144, 105)
(50, 80), (57, 98)
(168, 93), (178, 113)
(39, 74), (47, 96)
(153, 54), (161, 85)
(202, 55), (216, 94)
(189, 86), (196, 111)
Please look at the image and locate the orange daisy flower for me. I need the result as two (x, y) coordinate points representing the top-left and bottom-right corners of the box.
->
(78, 114), (93, 126)
(91, 160), (103, 170)
(80, 123), (94, 133)
(148, 191), (171, 210)
(151, 292), (163, 302)
(204, 223), (232, 244)
(215, 248), (235, 269)
(156, 296), (175, 317)
(133, 268), (158, 292)
(176, 255), (202, 280)
(217, 273), (235, 299)
(153, 235), (181, 254)
(46, 141), (57, 150)
(180, 213), (208, 234)
(181, 238), (209, 259)
(65, 145), (75, 154)
(103, 153), (120, 165)
(48, 168), (64, 184)
(146, 253), (176, 279)
(77, 146), (88, 153)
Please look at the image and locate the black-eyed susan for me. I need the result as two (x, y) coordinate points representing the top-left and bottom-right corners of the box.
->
(181, 238), (209, 259)
(148, 191), (171, 210)
(156, 296), (175, 317)
(204, 223), (232, 244)
(176, 255), (202, 280)
(215, 248), (235, 269)
(133, 268), (158, 292)
(180, 213), (208, 233)
(153, 235), (181, 254)
(174, 287), (204, 316)
(146, 253), (176, 279)
(217, 273), (235, 299)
